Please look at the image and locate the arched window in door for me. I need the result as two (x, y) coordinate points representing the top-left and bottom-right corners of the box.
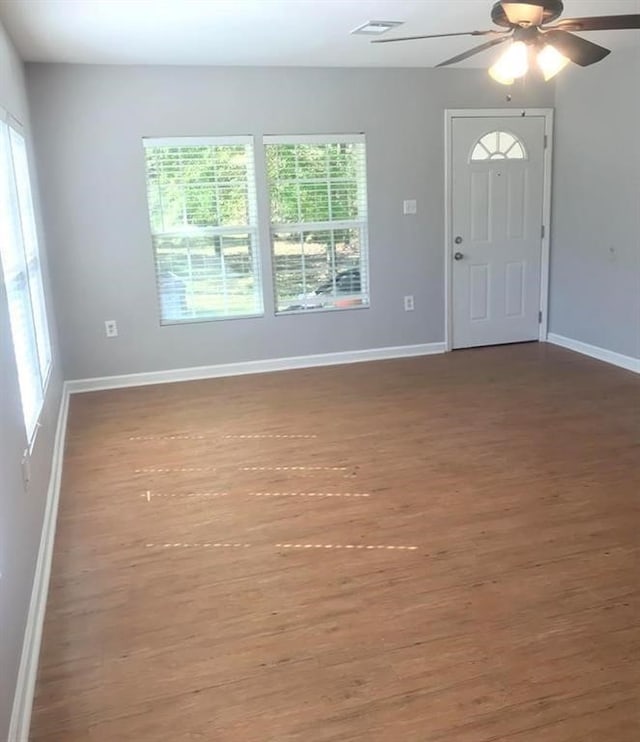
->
(471, 130), (526, 161)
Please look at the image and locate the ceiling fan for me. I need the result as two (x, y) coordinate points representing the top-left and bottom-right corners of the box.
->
(373, 0), (640, 84)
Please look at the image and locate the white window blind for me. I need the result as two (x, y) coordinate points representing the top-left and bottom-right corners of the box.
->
(143, 137), (263, 324)
(265, 134), (369, 314)
(0, 116), (52, 441)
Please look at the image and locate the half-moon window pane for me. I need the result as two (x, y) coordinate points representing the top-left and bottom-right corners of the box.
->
(471, 130), (527, 161)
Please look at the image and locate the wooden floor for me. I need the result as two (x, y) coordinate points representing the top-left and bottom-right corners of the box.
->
(31, 343), (640, 741)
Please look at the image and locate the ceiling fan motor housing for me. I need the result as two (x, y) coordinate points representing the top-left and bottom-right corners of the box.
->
(492, 0), (564, 28)
(512, 25), (545, 46)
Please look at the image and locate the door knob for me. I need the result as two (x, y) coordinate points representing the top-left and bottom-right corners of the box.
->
(454, 236), (463, 244)
(454, 252), (464, 261)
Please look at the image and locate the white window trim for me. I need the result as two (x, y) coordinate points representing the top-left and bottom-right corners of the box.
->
(264, 133), (365, 145)
(11, 126), (53, 390)
(270, 219), (364, 232)
(0, 111), (52, 448)
(143, 135), (253, 148)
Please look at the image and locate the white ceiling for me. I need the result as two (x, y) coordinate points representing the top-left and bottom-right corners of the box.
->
(0, 0), (638, 67)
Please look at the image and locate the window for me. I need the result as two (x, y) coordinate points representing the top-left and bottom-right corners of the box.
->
(143, 137), (262, 323)
(0, 114), (52, 440)
(471, 131), (526, 161)
(265, 135), (369, 313)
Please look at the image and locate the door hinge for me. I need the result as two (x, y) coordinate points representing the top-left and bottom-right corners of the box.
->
(544, 134), (548, 149)
(538, 310), (543, 324)
(541, 224), (545, 239)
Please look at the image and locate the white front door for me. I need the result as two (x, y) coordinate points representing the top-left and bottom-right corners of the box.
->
(451, 116), (546, 349)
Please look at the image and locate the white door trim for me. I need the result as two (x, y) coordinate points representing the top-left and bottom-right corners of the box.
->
(444, 108), (554, 351)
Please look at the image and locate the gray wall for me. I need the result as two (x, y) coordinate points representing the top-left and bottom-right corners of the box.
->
(0, 20), (62, 738)
(26, 64), (553, 380)
(2, 48), (636, 736)
(550, 46), (640, 359)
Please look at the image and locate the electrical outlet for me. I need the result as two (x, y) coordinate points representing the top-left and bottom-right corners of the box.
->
(105, 320), (118, 338)
(404, 295), (414, 312)
(403, 199), (417, 215)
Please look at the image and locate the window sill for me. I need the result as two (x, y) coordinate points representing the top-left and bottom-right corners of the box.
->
(276, 303), (370, 318)
(160, 312), (265, 327)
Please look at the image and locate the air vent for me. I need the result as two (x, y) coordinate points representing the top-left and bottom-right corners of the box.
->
(351, 20), (404, 36)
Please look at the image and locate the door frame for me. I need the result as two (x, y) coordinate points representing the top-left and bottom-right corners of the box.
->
(444, 108), (554, 351)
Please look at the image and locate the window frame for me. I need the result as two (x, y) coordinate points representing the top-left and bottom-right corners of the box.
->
(264, 133), (370, 316)
(0, 107), (53, 452)
(142, 135), (264, 326)
(470, 130), (527, 161)
(0, 109), (52, 446)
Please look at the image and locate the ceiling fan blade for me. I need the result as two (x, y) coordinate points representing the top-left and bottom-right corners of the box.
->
(372, 30), (507, 44)
(435, 37), (510, 68)
(546, 14), (640, 32)
(543, 30), (611, 67)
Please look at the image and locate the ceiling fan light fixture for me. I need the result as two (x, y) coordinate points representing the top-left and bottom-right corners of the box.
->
(500, 2), (545, 27)
(488, 40), (529, 84)
(537, 43), (570, 80)
(488, 68), (515, 85)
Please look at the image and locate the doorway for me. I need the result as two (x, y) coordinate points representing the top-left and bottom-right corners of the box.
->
(445, 109), (553, 350)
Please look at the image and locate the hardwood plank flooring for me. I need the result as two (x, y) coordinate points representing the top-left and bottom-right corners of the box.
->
(30, 343), (640, 740)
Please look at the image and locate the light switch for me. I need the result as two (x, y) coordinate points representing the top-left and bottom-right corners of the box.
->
(403, 199), (417, 215)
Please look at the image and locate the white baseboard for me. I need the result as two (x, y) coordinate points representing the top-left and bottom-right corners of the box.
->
(8, 386), (70, 742)
(66, 342), (446, 393)
(547, 333), (640, 374)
